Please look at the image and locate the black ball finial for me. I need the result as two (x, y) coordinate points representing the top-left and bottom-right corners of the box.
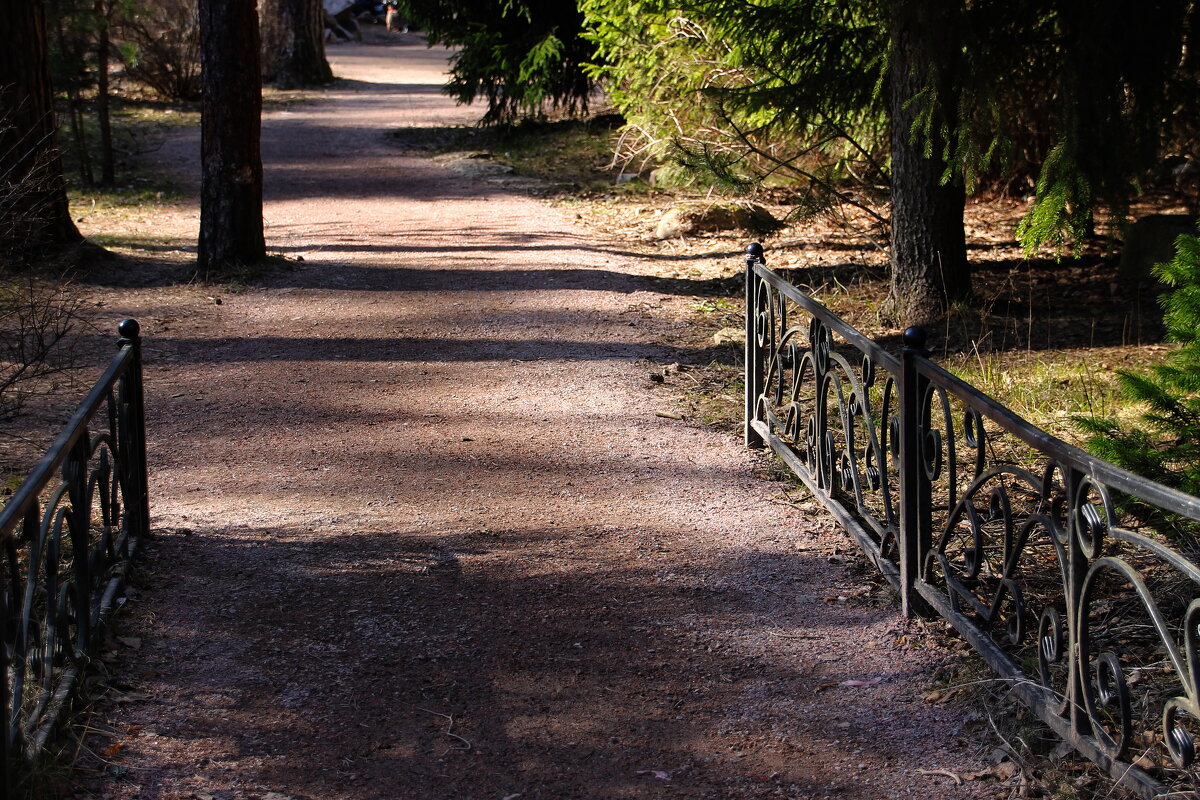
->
(902, 325), (926, 350)
(118, 318), (140, 340)
(746, 242), (764, 259)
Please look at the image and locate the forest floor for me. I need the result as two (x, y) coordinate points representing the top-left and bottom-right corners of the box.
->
(14, 25), (1173, 800)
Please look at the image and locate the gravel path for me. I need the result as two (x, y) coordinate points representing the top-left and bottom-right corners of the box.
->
(76, 33), (994, 800)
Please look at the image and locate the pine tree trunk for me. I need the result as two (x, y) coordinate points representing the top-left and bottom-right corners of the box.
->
(198, 0), (265, 274)
(96, 2), (115, 187)
(261, 0), (333, 89)
(888, 0), (969, 326)
(0, 0), (83, 250)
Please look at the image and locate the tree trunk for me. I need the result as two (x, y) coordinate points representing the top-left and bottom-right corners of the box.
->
(198, 0), (265, 274)
(261, 0), (333, 89)
(0, 0), (83, 251)
(54, 11), (95, 187)
(888, 0), (969, 326)
(96, 0), (115, 187)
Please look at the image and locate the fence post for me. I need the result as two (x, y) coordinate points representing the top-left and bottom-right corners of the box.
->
(745, 242), (765, 449)
(117, 319), (150, 543)
(899, 325), (932, 617)
(64, 430), (93, 653)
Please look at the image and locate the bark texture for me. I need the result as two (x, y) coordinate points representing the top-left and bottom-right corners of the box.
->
(0, 0), (82, 251)
(260, 0), (332, 89)
(888, 0), (970, 326)
(198, 0), (265, 274)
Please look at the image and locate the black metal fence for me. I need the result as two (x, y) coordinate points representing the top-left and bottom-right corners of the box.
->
(744, 243), (1200, 797)
(0, 320), (149, 792)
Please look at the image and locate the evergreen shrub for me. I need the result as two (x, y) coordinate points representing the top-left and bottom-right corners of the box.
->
(1077, 222), (1200, 497)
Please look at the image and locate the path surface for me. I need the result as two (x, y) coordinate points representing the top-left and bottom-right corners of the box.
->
(78, 33), (992, 800)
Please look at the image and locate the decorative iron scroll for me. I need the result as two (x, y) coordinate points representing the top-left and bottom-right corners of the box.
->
(745, 245), (1200, 798)
(744, 243), (904, 589)
(0, 320), (149, 789)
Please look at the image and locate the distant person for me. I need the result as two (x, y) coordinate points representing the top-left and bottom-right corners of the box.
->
(386, 2), (409, 33)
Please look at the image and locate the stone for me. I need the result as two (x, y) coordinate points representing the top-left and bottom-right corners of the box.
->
(712, 327), (745, 346)
(654, 201), (780, 240)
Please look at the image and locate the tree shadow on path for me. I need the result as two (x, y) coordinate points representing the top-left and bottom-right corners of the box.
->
(89, 520), (978, 800)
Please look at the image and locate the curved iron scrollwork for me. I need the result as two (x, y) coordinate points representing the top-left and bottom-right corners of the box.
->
(0, 320), (149, 785)
(745, 245), (903, 586)
(916, 374), (1200, 794)
(744, 244), (1200, 798)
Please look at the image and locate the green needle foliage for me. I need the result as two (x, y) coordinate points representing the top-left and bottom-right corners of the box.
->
(582, 0), (1200, 255)
(1014, 2), (1200, 256)
(580, 0), (890, 211)
(1077, 225), (1200, 496)
(401, 0), (594, 124)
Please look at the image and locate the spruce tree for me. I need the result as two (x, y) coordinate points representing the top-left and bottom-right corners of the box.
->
(581, 0), (1200, 318)
(1077, 226), (1200, 496)
(403, 0), (594, 123)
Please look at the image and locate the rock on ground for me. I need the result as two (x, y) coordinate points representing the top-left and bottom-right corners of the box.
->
(655, 201), (781, 240)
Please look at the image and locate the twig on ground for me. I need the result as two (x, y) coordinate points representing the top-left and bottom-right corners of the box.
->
(763, 496), (801, 510)
(70, 709), (96, 766)
(416, 706), (472, 755)
(917, 768), (963, 785)
(1101, 746), (1156, 800)
(985, 709), (1033, 770)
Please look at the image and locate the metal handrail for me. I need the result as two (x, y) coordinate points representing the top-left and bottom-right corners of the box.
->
(1, 319), (149, 792)
(917, 359), (1200, 520)
(744, 244), (1200, 798)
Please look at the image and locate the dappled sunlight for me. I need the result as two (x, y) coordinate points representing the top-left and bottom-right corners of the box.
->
(65, 30), (991, 800)
(111, 519), (967, 797)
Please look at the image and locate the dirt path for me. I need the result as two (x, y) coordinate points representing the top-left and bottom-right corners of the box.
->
(74, 33), (993, 800)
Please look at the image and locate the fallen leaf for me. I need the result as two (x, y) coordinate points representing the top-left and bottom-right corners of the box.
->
(112, 691), (148, 704)
(117, 636), (142, 650)
(990, 746), (1016, 764)
(636, 770), (671, 781)
(1050, 740), (1075, 762)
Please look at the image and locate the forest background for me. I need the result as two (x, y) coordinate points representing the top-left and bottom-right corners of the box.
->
(4, 0), (1200, 494)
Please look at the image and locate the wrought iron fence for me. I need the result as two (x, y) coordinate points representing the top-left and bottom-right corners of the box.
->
(744, 243), (1200, 797)
(0, 319), (149, 792)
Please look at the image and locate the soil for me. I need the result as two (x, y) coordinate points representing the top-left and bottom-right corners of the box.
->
(57, 30), (1008, 800)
